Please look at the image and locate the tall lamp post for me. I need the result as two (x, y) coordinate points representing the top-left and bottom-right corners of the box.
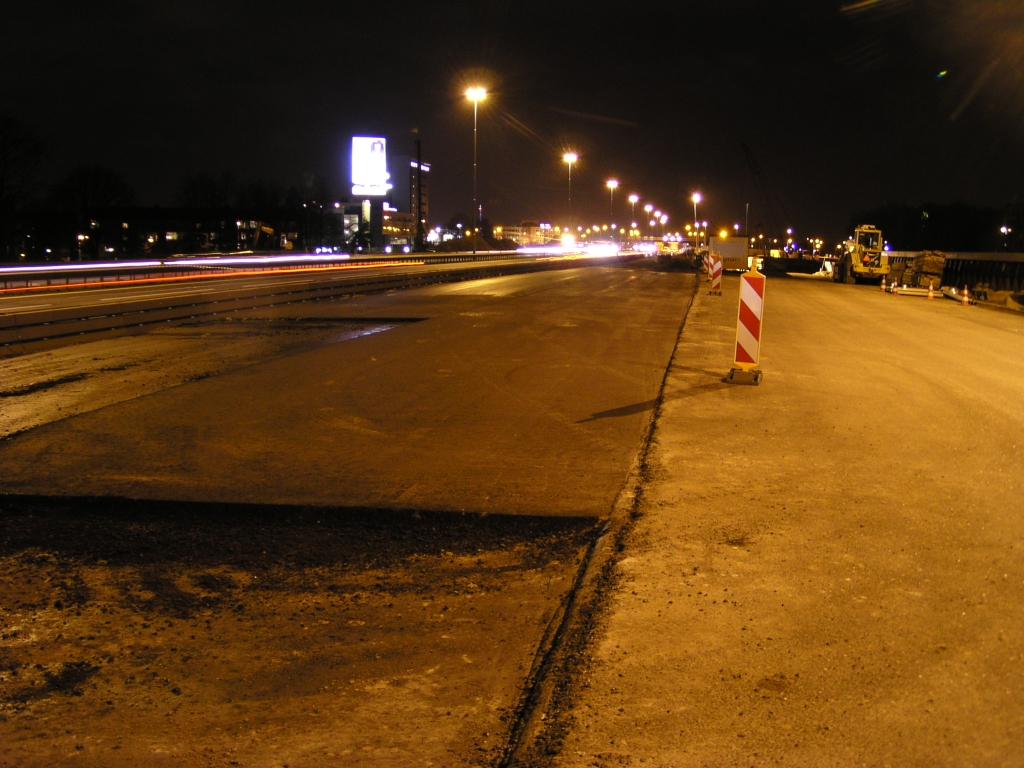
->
(466, 87), (487, 254)
(691, 192), (702, 249)
(644, 203), (654, 239)
(628, 194), (639, 241)
(606, 179), (619, 229)
(563, 152), (578, 233)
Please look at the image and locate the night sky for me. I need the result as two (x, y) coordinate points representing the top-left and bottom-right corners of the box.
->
(4, 0), (1023, 241)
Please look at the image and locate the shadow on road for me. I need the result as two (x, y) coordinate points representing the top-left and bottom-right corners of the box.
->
(576, 399), (657, 423)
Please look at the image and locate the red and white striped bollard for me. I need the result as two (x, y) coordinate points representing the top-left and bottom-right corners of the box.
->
(724, 265), (765, 385)
(709, 255), (722, 295)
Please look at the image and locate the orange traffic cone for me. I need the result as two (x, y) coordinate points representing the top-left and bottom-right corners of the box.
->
(927, 281), (934, 300)
(961, 284), (970, 306)
(880, 276), (887, 292)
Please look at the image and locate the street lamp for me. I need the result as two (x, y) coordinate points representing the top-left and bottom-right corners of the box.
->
(644, 203), (654, 239)
(563, 152), (578, 232)
(628, 194), (639, 225)
(466, 87), (487, 254)
(691, 192), (702, 241)
(606, 179), (619, 228)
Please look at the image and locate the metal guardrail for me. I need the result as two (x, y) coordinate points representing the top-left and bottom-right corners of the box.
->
(0, 250), (530, 293)
(942, 253), (1024, 292)
(0, 254), (637, 351)
(883, 251), (1024, 291)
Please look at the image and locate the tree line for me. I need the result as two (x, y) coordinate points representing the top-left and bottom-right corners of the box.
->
(0, 113), (337, 261)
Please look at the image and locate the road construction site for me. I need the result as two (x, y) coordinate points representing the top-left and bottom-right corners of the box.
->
(1, 262), (1022, 767)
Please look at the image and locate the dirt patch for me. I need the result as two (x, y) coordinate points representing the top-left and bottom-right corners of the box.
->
(0, 496), (599, 766)
(0, 373), (88, 398)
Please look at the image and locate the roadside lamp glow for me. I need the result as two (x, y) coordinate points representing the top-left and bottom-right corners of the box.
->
(563, 152), (578, 229)
(466, 87), (487, 254)
(606, 179), (619, 228)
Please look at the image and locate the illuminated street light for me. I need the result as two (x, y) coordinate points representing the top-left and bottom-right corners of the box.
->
(691, 192), (702, 243)
(628, 194), (639, 228)
(466, 87), (487, 254)
(606, 179), (619, 236)
(563, 152), (578, 230)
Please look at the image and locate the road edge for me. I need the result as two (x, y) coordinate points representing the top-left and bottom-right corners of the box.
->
(497, 271), (702, 767)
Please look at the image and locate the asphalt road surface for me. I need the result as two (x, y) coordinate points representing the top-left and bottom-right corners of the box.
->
(0, 264), (691, 515)
(0, 263), (694, 767)
(6, 267), (1018, 767)
(550, 275), (1024, 766)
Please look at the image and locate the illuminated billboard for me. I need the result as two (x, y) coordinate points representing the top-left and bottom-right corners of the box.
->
(351, 136), (392, 196)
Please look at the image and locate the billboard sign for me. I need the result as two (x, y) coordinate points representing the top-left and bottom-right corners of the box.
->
(351, 136), (392, 196)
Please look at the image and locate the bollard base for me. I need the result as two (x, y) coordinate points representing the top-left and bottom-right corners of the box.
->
(724, 368), (762, 386)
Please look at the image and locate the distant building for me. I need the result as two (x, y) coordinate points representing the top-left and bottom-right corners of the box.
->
(494, 221), (554, 246)
(383, 203), (417, 244)
(390, 157), (431, 239)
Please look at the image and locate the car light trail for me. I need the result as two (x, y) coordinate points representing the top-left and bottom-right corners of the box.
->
(0, 260), (425, 296)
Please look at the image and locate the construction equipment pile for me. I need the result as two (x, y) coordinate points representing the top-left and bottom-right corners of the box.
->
(889, 251), (946, 287)
(906, 251), (946, 288)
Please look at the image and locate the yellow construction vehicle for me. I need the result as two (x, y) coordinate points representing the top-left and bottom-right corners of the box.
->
(252, 223), (275, 249)
(833, 224), (889, 284)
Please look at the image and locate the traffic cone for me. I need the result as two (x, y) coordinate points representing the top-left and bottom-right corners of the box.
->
(880, 276), (886, 292)
(961, 284), (970, 306)
(927, 281), (934, 300)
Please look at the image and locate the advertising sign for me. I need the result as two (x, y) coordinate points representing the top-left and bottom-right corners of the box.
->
(351, 136), (392, 196)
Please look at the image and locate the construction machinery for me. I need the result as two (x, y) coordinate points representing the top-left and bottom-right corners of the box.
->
(252, 223), (275, 249)
(833, 225), (889, 284)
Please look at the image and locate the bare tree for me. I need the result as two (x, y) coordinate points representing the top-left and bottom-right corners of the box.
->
(51, 166), (137, 213)
(0, 113), (46, 258)
(177, 171), (234, 208)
